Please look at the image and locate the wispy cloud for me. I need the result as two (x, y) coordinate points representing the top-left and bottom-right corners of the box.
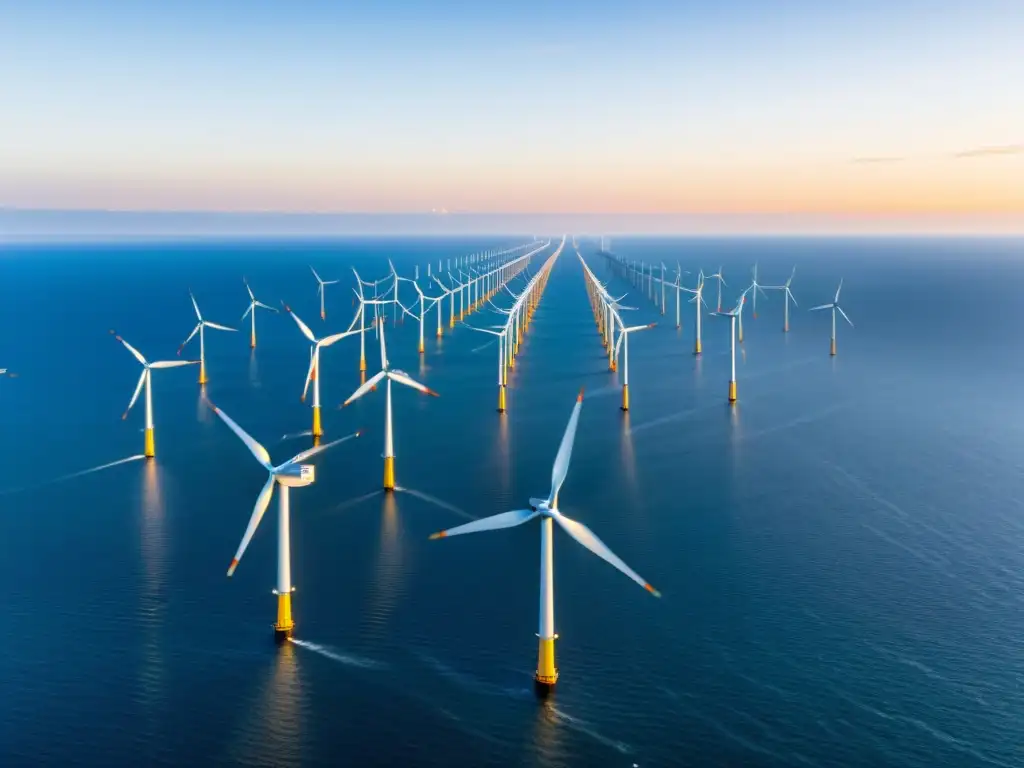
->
(851, 157), (903, 164)
(955, 144), (1024, 159)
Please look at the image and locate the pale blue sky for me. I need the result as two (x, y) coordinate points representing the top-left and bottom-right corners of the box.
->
(1, 0), (1021, 231)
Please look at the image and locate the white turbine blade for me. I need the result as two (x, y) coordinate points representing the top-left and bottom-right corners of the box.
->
(787, 288), (798, 307)
(255, 301), (279, 312)
(323, 279), (340, 285)
(114, 335), (147, 366)
(837, 305), (854, 327)
(343, 370), (386, 406)
(378, 320), (388, 369)
(190, 291), (203, 321)
(310, 265), (323, 284)
(245, 280), (256, 301)
(834, 278), (843, 303)
(207, 400), (273, 469)
(149, 360), (199, 369)
(205, 321), (237, 332)
(808, 303), (833, 312)
(396, 299), (417, 321)
(178, 323), (201, 353)
(123, 369), (147, 417)
(429, 509), (538, 539)
(284, 305), (317, 342)
(284, 429), (362, 467)
(387, 370), (439, 397)
(614, 332), (624, 358)
(553, 513), (661, 597)
(318, 329), (359, 349)
(301, 347), (317, 401)
(624, 323), (656, 333)
(227, 474), (275, 576)
(241, 303), (253, 320)
(548, 390), (584, 504)
(464, 324), (501, 337)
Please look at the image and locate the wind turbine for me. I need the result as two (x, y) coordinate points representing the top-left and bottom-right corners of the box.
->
(283, 304), (363, 438)
(208, 399), (361, 640)
(342, 317), (438, 491)
(465, 323), (509, 412)
(707, 267), (727, 312)
(713, 290), (748, 404)
(749, 263), (769, 319)
(310, 267), (340, 321)
(810, 279), (853, 356)
(765, 267), (797, 332)
(614, 322), (656, 411)
(428, 391), (660, 695)
(178, 291), (237, 385)
(682, 271), (709, 355)
(113, 332), (198, 458)
(242, 278), (278, 348)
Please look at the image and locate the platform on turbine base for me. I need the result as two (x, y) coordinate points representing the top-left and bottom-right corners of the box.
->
(728, 380), (737, 403)
(144, 428), (155, 458)
(534, 673), (558, 696)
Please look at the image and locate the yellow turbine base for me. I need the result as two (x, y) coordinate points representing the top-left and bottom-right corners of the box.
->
(359, 356), (367, 372)
(250, 333), (256, 348)
(609, 359), (617, 372)
(312, 406), (323, 437)
(436, 327), (443, 338)
(784, 324), (790, 333)
(383, 456), (395, 491)
(535, 636), (558, 687)
(418, 341), (425, 354)
(694, 339), (702, 355)
(449, 318), (455, 329)
(497, 385), (506, 413)
(198, 364), (208, 385)
(738, 329), (744, 343)
(728, 380), (737, 403)
(275, 592), (294, 639)
(830, 338), (837, 356)
(144, 427), (155, 458)
(621, 384), (630, 411)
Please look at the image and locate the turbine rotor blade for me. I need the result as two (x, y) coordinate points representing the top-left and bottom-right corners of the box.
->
(227, 474), (275, 576)
(204, 321), (237, 332)
(149, 360), (198, 369)
(553, 513), (660, 597)
(114, 335), (147, 366)
(387, 370), (439, 396)
(284, 429), (362, 467)
(124, 369), (147, 417)
(342, 370), (386, 406)
(429, 509), (539, 539)
(836, 305), (854, 327)
(207, 400), (273, 469)
(284, 305), (317, 343)
(548, 390), (584, 505)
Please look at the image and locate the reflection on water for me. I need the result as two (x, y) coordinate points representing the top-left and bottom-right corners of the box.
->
(620, 411), (638, 495)
(530, 698), (566, 768)
(196, 387), (212, 423)
(229, 641), (305, 768)
(249, 350), (260, 387)
(496, 411), (511, 499)
(363, 493), (403, 642)
(138, 460), (166, 740)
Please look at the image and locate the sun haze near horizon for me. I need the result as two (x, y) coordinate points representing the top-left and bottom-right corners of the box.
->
(1, 1), (1021, 235)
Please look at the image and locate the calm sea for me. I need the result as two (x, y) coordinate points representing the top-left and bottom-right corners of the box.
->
(1, 236), (1023, 767)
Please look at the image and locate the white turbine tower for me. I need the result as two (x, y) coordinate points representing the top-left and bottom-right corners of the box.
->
(178, 291), (237, 385)
(283, 304), (363, 438)
(713, 290), (748, 404)
(342, 317), (438, 491)
(429, 391), (660, 695)
(310, 266), (340, 321)
(242, 278), (278, 348)
(613, 321), (656, 411)
(810, 279), (853, 356)
(707, 267), (727, 312)
(114, 333), (198, 458)
(209, 400), (361, 640)
(765, 267), (798, 332)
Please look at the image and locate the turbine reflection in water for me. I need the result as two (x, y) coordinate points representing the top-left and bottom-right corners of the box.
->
(248, 349), (260, 388)
(229, 641), (304, 768)
(362, 492), (403, 642)
(530, 698), (567, 768)
(620, 411), (638, 494)
(137, 459), (166, 749)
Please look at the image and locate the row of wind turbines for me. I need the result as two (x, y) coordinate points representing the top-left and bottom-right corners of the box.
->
(592, 246), (854, 405)
(108, 236), (663, 696)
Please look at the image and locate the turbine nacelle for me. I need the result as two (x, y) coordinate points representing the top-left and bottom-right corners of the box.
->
(275, 464), (314, 487)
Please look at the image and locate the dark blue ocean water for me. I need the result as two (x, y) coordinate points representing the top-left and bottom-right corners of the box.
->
(1, 236), (1023, 767)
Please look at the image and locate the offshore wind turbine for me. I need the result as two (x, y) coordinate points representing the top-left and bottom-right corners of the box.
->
(810, 279), (853, 356)
(707, 267), (727, 312)
(283, 304), (363, 438)
(209, 400), (361, 641)
(242, 279), (279, 348)
(310, 266), (340, 321)
(713, 290), (748, 404)
(765, 267), (798, 332)
(749, 263), (769, 319)
(113, 333), (198, 458)
(178, 291), (237, 385)
(614, 322), (656, 411)
(428, 391), (660, 695)
(342, 317), (438, 491)
(465, 324), (509, 412)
